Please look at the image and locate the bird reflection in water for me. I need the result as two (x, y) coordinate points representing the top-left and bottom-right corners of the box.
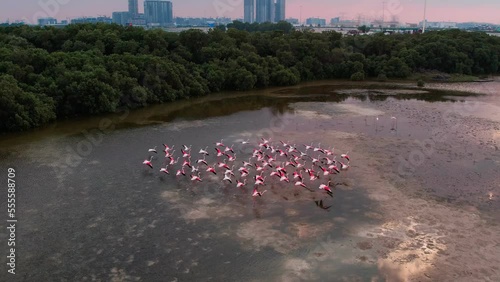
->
(315, 199), (332, 211)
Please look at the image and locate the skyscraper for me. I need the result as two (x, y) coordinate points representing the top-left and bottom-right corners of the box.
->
(129, 0), (139, 16)
(256, 0), (274, 23)
(244, 0), (254, 23)
(275, 0), (285, 22)
(144, 0), (173, 26)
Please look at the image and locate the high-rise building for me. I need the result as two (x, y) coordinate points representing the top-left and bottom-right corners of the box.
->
(113, 11), (131, 26)
(275, 0), (285, 22)
(129, 0), (139, 16)
(244, 0), (254, 23)
(256, 0), (274, 23)
(144, 0), (173, 26)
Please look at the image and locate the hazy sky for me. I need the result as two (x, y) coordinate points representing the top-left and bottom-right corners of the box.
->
(1, 0), (499, 24)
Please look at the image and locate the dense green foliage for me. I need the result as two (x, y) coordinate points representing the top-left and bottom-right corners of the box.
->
(0, 22), (499, 132)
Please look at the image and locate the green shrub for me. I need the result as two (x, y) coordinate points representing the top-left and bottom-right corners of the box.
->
(351, 72), (365, 81)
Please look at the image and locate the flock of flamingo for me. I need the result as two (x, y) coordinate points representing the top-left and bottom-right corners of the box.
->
(142, 138), (351, 199)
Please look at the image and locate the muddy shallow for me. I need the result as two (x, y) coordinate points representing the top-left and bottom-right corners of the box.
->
(0, 79), (499, 281)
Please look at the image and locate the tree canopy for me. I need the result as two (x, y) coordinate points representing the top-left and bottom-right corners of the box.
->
(0, 22), (499, 133)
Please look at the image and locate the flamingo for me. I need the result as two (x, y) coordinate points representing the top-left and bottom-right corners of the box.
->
(160, 165), (169, 174)
(223, 174), (233, 184)
(329, 164), (340, 174)
(143, 156), (154, 168)
(236, 179), (246, 188)
(191, 166), (199, 173)
(293, 171), (303, 181)
(224, 145), (234, 154)
(313, 143), (323, 153)
(176, 168), (186, 176)
(196, 156), (208, 166)
(215, 139), (225, 147)
(242, 159), (253, 168)
(225, 165), (235, 177)
(190, 173), (202, 182)
(319, 181), (334, 195)
(340, 161), (349, 170)
(148, 146), (157, 154)
(280, 174), (290, 183)
(294, 180), (308, 188)
(206, 165), (217, 175)
(215, 147), (224, 157)
(182, 158), (192, 169)
(218, 160), (230, 170)
(238, 166), (249, 173)
(165, 149), (175, 158)
(261, 137), (271, 144)
(270, 171), (281, 179)
(226, 153), (237, 162)
(181, 149), (190, 158)
(287, 145), (297, 153)
(199, 147), (209, 155)
(391, 116), (398, 130)
(241, 139), (250, 145)
(252, 188), (267, 197)
(169, 157), (179, 165)
(255, 176), (266, 186)
(303, 143), (313, 151)
(319, 166), (330, 176)
(307, 169), (319, 181)
(341, 152), (350, 162)
(163, 144), (174, 152)
(255, 163), (264, 172)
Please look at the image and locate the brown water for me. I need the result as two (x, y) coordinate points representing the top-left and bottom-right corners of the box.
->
(1, 80), (499, 281)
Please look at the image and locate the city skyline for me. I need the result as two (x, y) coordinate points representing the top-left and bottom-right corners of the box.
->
(1, 0), (499, 24)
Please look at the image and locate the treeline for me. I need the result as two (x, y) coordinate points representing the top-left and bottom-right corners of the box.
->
(0, 22), (499, 132)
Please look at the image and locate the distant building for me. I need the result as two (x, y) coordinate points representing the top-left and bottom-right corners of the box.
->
(306, 17), (326, 27)
(274, 0), (285, 22)
(130, 14), (146, 26)
(330, 17), (340, 24)
(286, 18), (299, 25)
(256, 0), (274, 23)
(112, 12), (131, 26)
(244, 0), (254, 23)
(71, 17), (112, 24)
(38, 17), (57, 26)
(144, 0), (173, 26)
(419, 20), (457, 29)
(129, 0), (139, 16)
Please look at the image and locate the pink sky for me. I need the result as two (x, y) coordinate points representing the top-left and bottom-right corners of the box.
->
(1, 0), (499, 24)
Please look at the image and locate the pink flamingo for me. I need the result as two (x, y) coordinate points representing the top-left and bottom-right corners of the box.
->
(143, 156), (154, 169)
(236, 179), (246, 188)
(294, 180), (308, 188)
(176, 168), (186, 176)
(215, 139), (225, 147)
(319, 181), (333, 194)
(341, 152), (350, 162)
(190, 173), (202, 182)
(206, 165), (217, 175)
(252, 188), (267, 197)
(160, 165), (169, 174)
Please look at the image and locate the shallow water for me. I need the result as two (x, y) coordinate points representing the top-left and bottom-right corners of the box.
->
(1, 80), (500, 281)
